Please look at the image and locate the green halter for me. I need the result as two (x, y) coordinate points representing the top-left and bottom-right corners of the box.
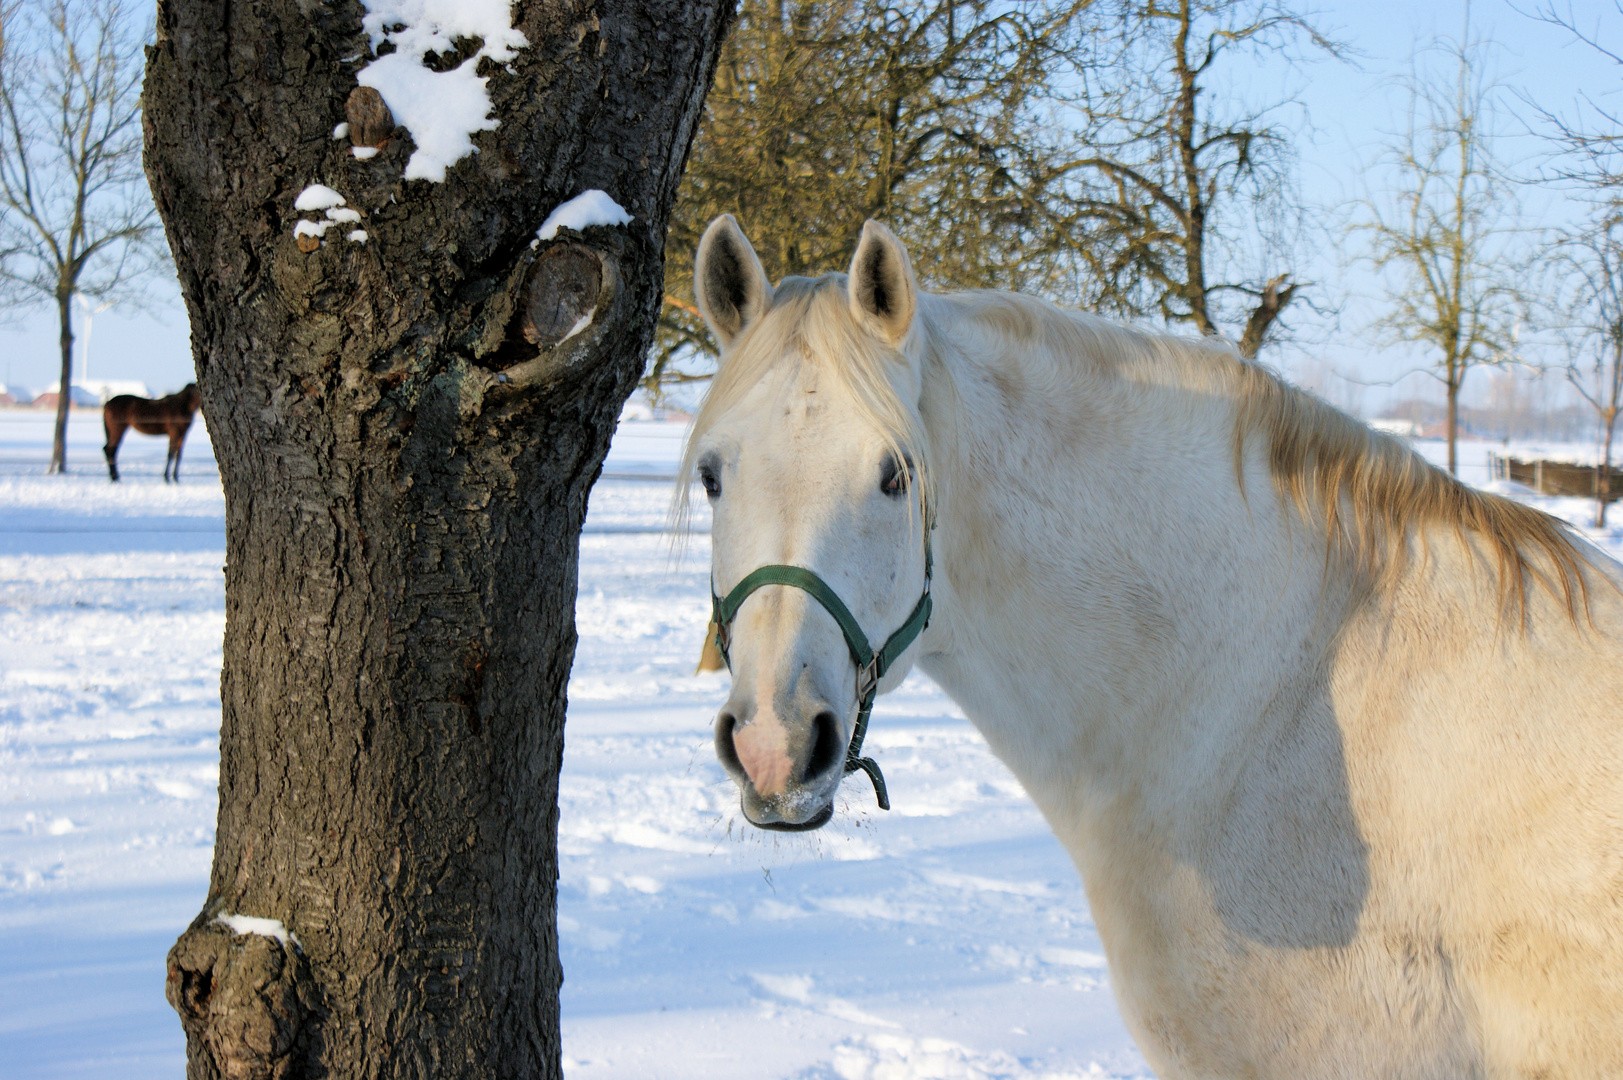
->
(710, 529), (933, 811)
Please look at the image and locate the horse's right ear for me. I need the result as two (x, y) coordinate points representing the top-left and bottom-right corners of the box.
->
(695, 215), (772, 349)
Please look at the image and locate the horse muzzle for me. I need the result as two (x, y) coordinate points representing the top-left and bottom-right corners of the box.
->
(715, 705), (844, 831)
(740, 791), (834, 832)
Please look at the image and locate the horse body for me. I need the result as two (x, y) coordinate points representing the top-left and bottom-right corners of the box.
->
(686, 216), (1623, 1076)
(912, 296), (1623, 1077)
(103, 383), (202, 482)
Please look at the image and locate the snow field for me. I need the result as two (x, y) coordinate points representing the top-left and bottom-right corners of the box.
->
(0, 413), (224, 1077)
(3, 410), (1621, 1079)
(0, 413), (1149, 1078)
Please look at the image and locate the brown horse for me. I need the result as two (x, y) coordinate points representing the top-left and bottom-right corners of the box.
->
(103, 383), (202, 482)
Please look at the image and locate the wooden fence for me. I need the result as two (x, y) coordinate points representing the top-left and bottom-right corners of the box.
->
(1487, 453), (1623, 502)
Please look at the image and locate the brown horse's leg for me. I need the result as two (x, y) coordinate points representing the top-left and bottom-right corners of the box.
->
(168, 422), (192, 483)
(104, 418), (125, 482)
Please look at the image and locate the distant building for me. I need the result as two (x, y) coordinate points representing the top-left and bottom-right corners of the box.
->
(619, 396), (655, 422)
(33, 386), (101, 410)
(34, 381), (150, 408)
(82, 379), (152, 402)
(1368, 417), (1421, 439)
(619, 391), (693, 423)
(0, 383), (31, 406)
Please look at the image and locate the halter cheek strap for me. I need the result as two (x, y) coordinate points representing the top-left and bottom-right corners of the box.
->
(710, 530), (934, 812)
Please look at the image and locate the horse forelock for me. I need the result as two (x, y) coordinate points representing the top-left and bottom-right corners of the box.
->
(937, 288), (1595, 623)
(672, 274), (934, 538)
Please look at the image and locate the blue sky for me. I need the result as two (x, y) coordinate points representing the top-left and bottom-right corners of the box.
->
(0, 0), (1616, 415)
(1282, 0), (1619, 413)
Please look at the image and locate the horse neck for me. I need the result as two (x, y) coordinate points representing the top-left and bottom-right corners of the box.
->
(916, 326), (1351, 811)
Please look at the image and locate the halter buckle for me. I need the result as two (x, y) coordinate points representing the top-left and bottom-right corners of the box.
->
(856, 654), (881, 702)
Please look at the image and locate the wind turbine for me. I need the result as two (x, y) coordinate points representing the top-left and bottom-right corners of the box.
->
(74, 293), (115, 398)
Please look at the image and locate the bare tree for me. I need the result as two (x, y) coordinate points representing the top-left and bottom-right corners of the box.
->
(1544, 219), (1623, 525)
(1524, 1), (1623, 192)
(655, 0), (1340, 397)
(1522, 2), (1623, 523)
(0, 0), (162, 474)
(1355, 21), (1523, 475)
(653, 0), (1091, 393)
(1055, 0), (1343, 359)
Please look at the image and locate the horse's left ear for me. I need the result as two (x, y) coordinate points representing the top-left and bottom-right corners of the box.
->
(848, 220), (917, 346)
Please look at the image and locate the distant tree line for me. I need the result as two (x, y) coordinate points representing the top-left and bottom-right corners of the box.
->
(1365, 0), (1623, 519)
(652, 0), (1344, 389)
(653, 0), (1095, 387)
(1384, 388), (1596, 445)
(653, 0), (1623, 522)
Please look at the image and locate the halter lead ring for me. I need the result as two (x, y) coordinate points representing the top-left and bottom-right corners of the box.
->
(710, 529), (934, 812)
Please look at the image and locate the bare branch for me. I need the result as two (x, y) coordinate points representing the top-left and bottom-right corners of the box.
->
(1054, 0), (1346, 356)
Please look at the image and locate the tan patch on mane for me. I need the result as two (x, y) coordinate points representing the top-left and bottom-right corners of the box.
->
(1230, 363), (1589, 620)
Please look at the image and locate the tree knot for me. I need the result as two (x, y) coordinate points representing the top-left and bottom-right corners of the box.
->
(521, 243), (605, 349)
(167, 920), (320, 1080)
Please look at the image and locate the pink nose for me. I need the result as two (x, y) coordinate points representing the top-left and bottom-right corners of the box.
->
(731, 718), (792, 796)
(716, 703), (846, 801)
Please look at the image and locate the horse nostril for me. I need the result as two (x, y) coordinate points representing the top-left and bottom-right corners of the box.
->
(715, 711), (745, 777)
(803, 710), (843, 783)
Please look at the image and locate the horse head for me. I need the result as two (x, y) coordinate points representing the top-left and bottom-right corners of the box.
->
(687, 216), (933, 830)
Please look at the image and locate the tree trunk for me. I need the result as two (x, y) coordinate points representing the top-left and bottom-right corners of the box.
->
(1447, 363), (1461, 476)
(1599, 406), (1616, 529)
(48, 287), (72, 474)
(142, 2), (732, 1077)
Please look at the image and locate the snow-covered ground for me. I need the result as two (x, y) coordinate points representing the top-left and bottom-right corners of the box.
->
(2, 411), (1620, 1079)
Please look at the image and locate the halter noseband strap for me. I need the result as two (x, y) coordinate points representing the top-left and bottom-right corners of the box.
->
(710, 530), (934, 812)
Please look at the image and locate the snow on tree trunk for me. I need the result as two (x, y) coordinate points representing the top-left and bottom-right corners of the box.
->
(141, 2), (732, 1076)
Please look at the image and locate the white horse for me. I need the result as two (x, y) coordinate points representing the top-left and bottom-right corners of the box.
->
(678, 214), (1623, 1077)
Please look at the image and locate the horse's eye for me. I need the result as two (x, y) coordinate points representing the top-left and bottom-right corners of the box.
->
(879, 454), (910, 498)
(699, 465), (721, 499)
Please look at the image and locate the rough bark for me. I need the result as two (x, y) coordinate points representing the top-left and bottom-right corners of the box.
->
(142, 2), (732, 1077)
